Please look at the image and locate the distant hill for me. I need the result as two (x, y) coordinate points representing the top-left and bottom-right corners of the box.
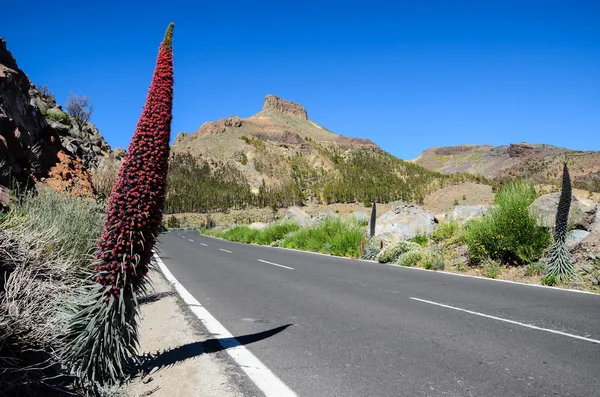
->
(413, 143), (600, 192)
(167, 95), (479, 213)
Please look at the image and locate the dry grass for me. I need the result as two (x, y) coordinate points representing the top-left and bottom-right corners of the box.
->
(0, 189), (104, 395)
(91, 157), (120, 200)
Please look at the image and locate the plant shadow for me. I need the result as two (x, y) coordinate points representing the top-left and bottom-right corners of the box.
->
(136, 324), (292, 375)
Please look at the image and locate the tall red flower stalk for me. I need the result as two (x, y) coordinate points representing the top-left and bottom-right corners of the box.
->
(62, 23), (174, 390)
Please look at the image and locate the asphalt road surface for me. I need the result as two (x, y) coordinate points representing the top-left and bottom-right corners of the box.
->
(157, 230), (600, 397)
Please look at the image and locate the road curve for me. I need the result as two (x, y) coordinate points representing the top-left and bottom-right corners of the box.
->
(157, 230), (600, 397)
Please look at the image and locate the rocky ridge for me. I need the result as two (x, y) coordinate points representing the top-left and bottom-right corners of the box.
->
(0, 38), (116, 205)
(414, 143), (600, 192)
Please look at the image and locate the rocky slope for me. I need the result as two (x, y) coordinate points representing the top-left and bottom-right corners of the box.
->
(173, 94), (382, 189)
(0, 38), (115, 206)
(413, 143), (600, 192)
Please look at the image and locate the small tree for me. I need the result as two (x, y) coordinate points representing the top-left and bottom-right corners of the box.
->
(66, 93), (93, 131)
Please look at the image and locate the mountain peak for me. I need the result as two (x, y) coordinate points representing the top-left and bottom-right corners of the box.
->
(262, 94), (307, 120)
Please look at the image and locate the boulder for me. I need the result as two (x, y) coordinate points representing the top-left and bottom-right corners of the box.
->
(309, 211), (339, 226)
(283, 206), (311, 226)
(529, 194), (598, 231)
(352, 211), (367, 223)
(593, 205), (600, 232)
(448, 205), (492, 224)
(375, 204), (437, 242)
(566, 230), (590, 250)
(249, 222), (268, 231)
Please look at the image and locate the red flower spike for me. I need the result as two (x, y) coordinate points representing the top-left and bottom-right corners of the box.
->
(92, 23), (174, 298)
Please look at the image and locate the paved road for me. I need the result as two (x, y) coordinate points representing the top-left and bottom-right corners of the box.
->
(157, 230), (600, 397)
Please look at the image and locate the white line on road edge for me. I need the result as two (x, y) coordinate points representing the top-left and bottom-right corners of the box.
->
(410, 297), (600, 344)
(153, 253), (297, 397)
(200, 243), (208, 246)
(219, 248), (232, 253)
(258, 259), (294, 270)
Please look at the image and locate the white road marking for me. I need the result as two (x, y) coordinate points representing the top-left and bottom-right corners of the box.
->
(181, 235), (186, 239)
(220, 248), (232, 253)
(154, 253), (297, 397)
(200, 243), (208, 246)
(188, 239), (194, 242)
(258, 259), (294, 270)
(410, 297), (600, 344)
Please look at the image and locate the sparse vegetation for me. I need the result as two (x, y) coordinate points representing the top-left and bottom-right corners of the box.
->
(524, 262), (544, 277)
(66, 92), (94, 131)
(46, 107), (69, 122)
(397, 250), (423, 267)
(541, 274), (557, 286)
(411, 234), (429, 247)
(433, 221), (459, 242)
(483, 260), (501, 278)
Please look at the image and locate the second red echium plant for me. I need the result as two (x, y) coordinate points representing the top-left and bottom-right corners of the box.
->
(62, 23), (174, 389)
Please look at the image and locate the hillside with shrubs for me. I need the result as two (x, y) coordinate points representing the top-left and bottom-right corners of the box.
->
(167, 95), (488, 213)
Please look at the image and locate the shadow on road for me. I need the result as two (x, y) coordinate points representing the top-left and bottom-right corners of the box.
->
(137, 324), (293, 373)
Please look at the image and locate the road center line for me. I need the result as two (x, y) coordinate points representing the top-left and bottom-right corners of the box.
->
(200, 243), (208, 246)
(188, 239), (194, 242)
(410, 297), (600, 344)
(258, 259), (294, 270)
(153, 254), (297, 397)
(220, 248), (233, 253)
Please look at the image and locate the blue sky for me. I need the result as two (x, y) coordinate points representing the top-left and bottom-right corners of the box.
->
(2, 1), (599, 159)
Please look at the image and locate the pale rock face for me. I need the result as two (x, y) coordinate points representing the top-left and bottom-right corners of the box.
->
(283, 206), (311, 226)
(375, 204), (437, 242)
(566, 230), (590, 250)
(448, 205), (492, 224)
(262, 94), (308, 120)
(529, 193), (598, 231)
(249, 222), (268, 231)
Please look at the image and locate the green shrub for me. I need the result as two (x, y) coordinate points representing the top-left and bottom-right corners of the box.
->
(483, 260), (501, 278)
(524, 262), (544, 277)
(241, 153), (248, 165)
(361, 238), (380, 260)
(423, 256), (434, 269)
(281, 217), (365, 257)
(397, 250), (423, 267)
(455, 263), (467, 272)
(45, 107), (69, 122)
(411, 234), (428, 247)
(541, 274), (557, 286)
(424, 250), (445, 271)
(256, 222), (299, 245)
(376, 241), (421, 263)
(433, 221), (458, 242)
(463, 181), (551, 265)
(219, 225), (261, 243)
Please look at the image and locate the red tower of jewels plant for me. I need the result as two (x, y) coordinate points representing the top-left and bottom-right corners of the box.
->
(62, 23), (174, 389)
